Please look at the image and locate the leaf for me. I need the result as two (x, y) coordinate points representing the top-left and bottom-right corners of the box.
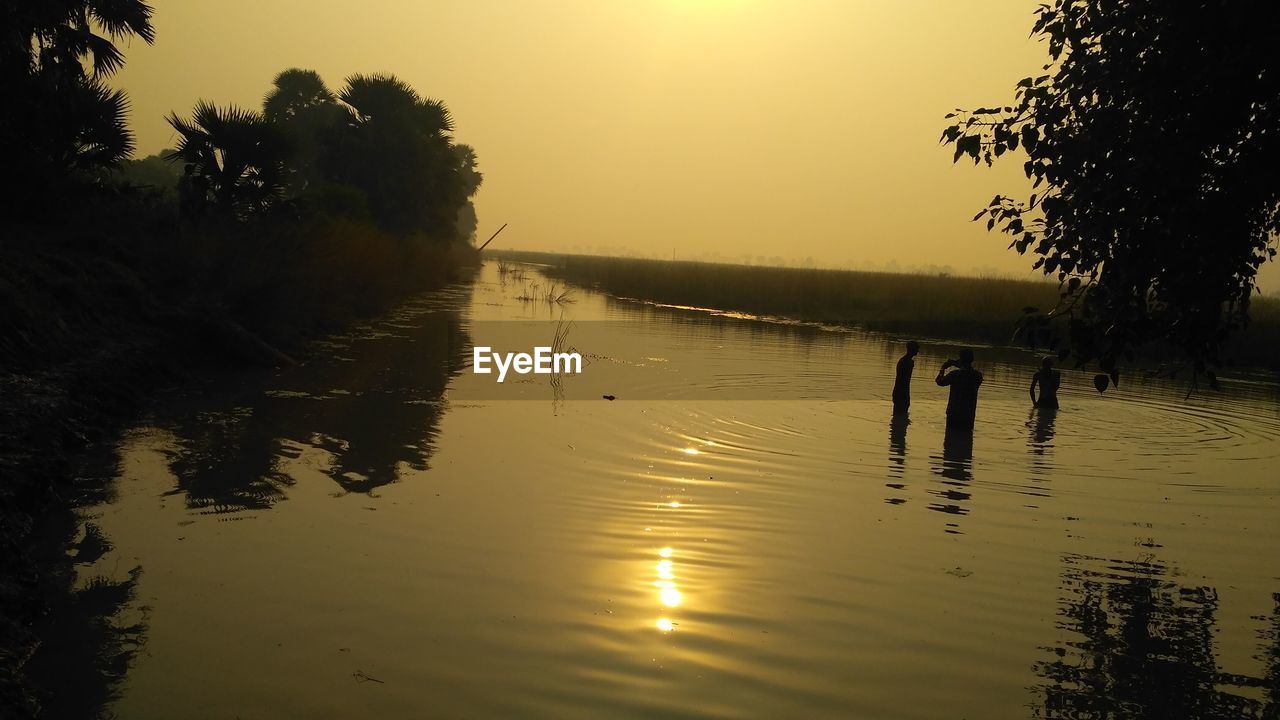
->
(1093, 374), (1110, 393)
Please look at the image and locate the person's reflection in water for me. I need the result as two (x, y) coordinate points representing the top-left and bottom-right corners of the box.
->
(1028, 407), (1058, 453)
(928, 425), (974, 531)
(940, 425), (974, 483)
(1026, 406), (1058, 480)
(885, 414), (910, 504)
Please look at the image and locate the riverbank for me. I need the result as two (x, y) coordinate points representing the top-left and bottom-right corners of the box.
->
(0, 200), (478, 717)
(493, 250), (1280, 373)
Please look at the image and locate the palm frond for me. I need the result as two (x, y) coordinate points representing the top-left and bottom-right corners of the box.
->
(88, 0), (156, 44)
(340, 73), (420, 121)
(72, 77), (134, 166)
(166, 99), (293, 215)
(419, 98), (455, 135)
(83, 29), (125, 76)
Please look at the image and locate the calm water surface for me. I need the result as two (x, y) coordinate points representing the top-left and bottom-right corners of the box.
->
(39, 263), (1280, 718)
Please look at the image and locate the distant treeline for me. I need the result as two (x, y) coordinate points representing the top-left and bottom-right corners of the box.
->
(117, 68), (482, 244)
(495, 251), (1280, 373)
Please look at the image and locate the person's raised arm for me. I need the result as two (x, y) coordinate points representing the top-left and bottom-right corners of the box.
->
(936, 360), (953, 386)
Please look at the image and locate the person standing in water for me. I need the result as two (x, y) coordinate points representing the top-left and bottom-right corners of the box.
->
(892, 340), (920, 415)
(1029, 356), (1062, 409)
(935, 348), (984, 429)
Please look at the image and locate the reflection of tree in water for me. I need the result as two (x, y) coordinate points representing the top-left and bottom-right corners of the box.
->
(1251, 593), (1280, 712)
(1034, 553), (1279, 718)
(162, 304), (470, 511)
(299, 314), (464, 494)
(25, 504), (149, 719)
(165, 406), (294, 513)
(25, 567), (147, 719)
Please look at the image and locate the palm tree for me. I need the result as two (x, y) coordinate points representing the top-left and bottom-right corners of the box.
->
(452, 143), (483, 198)
(324, 73), (463, 236)
(165, 101), (292, 217)
(450, 144), (483, 243)
(4, 0), (156, 174)
(26, 0), (157, 78)
(263, 68), (336, 123)
(262, 68), (343, 193)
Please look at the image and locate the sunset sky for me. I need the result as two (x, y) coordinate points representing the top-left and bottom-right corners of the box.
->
(113, 1), (1280, 287)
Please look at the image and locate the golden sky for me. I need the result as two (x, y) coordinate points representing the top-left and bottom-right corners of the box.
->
(113, 0), (1280, 287)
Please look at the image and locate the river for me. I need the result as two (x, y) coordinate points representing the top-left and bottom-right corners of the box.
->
(32, 262), (1280, 718)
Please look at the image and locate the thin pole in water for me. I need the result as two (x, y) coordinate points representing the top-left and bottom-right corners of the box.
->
(478, 223), (508, 252)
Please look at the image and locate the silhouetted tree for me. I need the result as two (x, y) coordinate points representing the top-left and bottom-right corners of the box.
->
(165, 102), (292, 217)
(262, 68), (335, 122)
(451, 143), (483, 242)
(166, 67), (482, 234)
(326, 72), (462, 237)
(262, 69), (342, 193)
(112, 149), (181, 196)
(942, 0), (1280, 386)
(0, 0), (155, 207)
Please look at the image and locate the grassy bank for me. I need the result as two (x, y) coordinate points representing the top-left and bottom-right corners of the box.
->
(493, 250), (1280, 372)
(1, 195), (477, 717)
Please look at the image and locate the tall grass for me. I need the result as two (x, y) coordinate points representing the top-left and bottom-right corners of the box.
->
(492, 250), (1280, 372)
(521, 252), (1060, 343)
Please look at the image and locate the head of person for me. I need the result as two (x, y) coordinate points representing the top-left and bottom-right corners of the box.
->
(958, 348), (975, 367)
(1042, 356), (1055, 370)
(906, 340), (920, 356)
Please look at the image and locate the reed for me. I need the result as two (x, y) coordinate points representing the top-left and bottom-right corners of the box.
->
(543, 280), (575, 305)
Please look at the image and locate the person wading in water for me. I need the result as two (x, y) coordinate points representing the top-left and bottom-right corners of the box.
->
(935, 348), (984, 429)
(1029, 356), (1062, 410)
(892, 340), (920, 415)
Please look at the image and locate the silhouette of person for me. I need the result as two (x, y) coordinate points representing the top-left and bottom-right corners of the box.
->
(1030, 356), (1062, 409)
(935, 348), (983, 429)
(892, 340), (920, 415)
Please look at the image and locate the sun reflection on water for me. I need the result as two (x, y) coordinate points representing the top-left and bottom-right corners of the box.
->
(654, 546), (683, 630)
